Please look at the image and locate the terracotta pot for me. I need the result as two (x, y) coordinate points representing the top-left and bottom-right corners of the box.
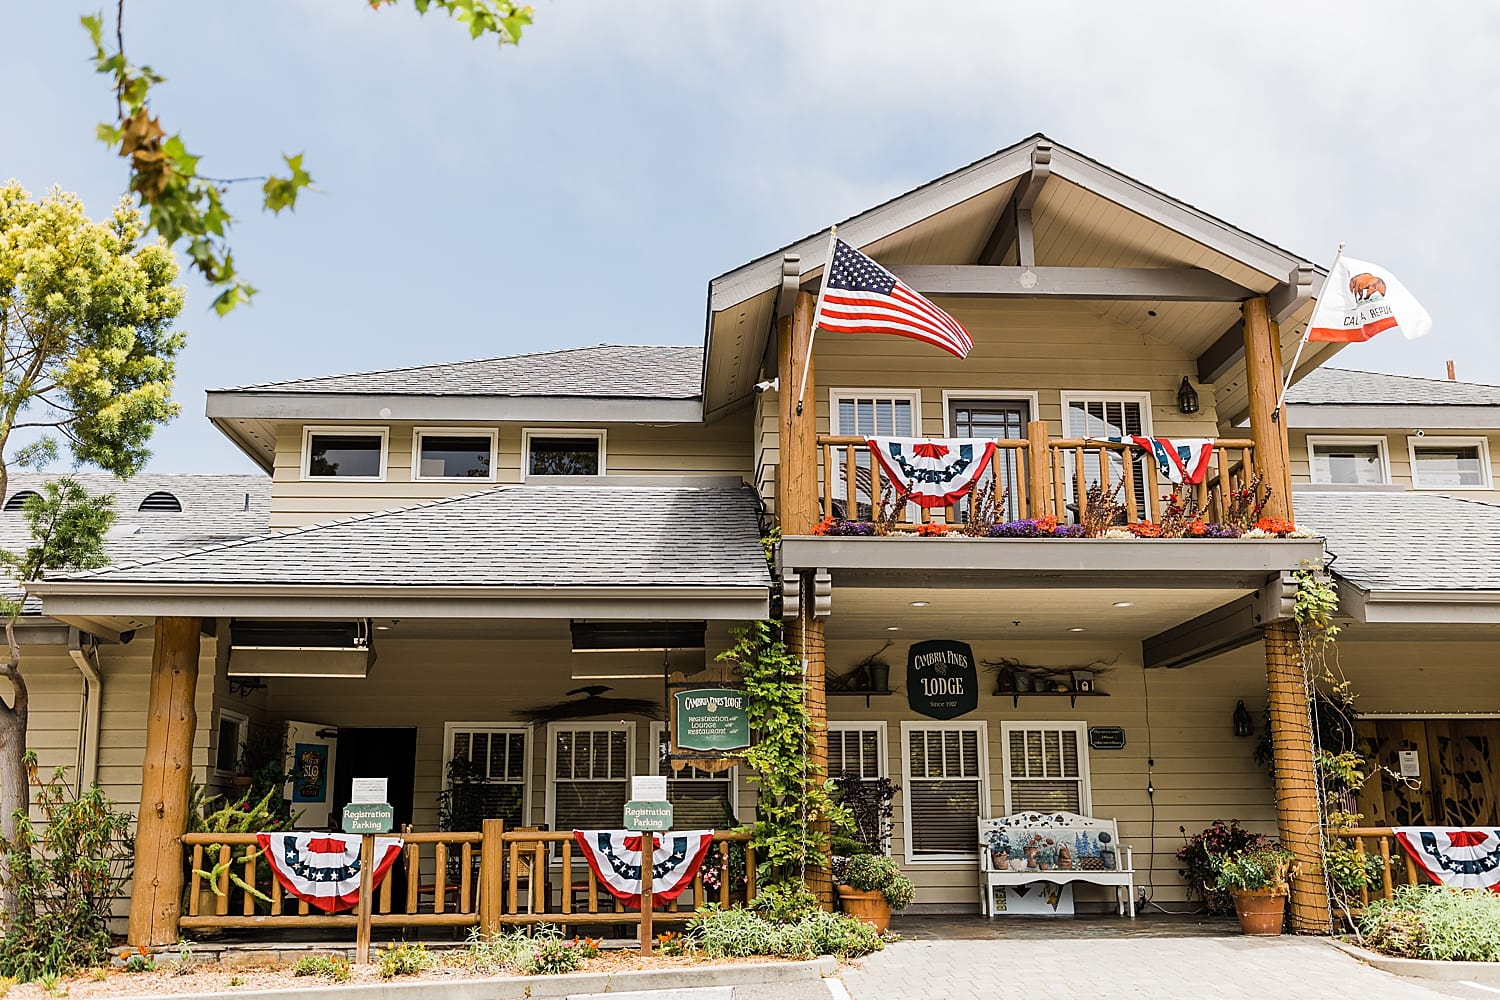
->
(1230, 888), (1287, 935)
(837, 885), (892, 933)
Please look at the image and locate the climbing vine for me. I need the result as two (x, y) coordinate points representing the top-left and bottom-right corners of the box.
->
(717, 620), (847, 883)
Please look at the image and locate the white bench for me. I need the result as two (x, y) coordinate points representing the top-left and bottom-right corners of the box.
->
(978, 811), (1136, 917)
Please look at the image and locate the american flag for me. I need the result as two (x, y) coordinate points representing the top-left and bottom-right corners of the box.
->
(815, 239), (973, 359)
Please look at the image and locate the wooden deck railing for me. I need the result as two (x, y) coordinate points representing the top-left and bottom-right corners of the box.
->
(181, 824), (755, 958)
(1324, 826), (1432, 914)
(816, 434), (1256, 527)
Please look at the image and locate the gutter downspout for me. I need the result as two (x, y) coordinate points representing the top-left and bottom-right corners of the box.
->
(68, 627), (103, 794)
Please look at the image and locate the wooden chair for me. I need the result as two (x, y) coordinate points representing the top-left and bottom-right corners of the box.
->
(403, 824), (463, 913)
(508, 826), (549, 913)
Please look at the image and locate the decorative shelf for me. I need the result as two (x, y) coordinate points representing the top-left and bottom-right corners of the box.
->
(829, 689), (894, 707)
(1000, 690), (1110, 709)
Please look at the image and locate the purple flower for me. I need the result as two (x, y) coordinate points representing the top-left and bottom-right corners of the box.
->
(827, 520), (876, 536)
(990, 519), (1041, 538)
(1052, 524), (1086, 538)
(1202, 523), (1241, 538)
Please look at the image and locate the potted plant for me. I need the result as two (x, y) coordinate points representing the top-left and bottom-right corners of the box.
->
(836, 854), (914, 933)
(1211, 844), (1296, 935)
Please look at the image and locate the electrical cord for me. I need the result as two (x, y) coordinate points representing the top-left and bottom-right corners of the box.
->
(1138, 659), (1208, 916)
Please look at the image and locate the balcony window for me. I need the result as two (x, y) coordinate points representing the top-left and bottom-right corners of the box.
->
(831, 390), (920, 520)
(304, 428), (387, 479)
(1060, 392), (1152, 519)
(1308, 438), (1389, 485)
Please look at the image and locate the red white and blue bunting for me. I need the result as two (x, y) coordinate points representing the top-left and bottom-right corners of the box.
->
(866, 437), (998, 509)
(1129, 436), (1216, 486)
(572, 830), (715, 907)
(1393, 827), (1500, 893)
(256, 832), (404, 913)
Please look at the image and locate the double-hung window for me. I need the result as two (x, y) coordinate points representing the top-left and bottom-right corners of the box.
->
(1000, 723), (1091, 814)
(444, 724), (530, 829)
(547, 723), (633, 830)
(1408, 437), (1493, 490)
(831, 390), (921, 520)
(830, 723), (889, 853)
(1060, 392), (1152, 520)
(1307, 437), (1390, 486)
(651, 723), (737, 829)
(901, 721), (988, 863)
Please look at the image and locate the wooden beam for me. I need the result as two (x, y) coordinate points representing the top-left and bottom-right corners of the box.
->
(1196, 320), (1245, 384)
(891, 265), (1254, 302)
(775, 254), (801, 318)
(979, 142), (1051, 266)
(1269, 263), (1317, 324)
(128, 616), (201, 947)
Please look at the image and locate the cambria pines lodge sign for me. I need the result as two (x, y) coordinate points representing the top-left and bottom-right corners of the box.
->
(673, 687), (751, 753)
(907, 640), (978, 719)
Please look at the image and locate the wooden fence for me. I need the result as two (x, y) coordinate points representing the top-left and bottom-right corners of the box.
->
(1325, 826), (1433, 914)
(181, 823), (755, 960)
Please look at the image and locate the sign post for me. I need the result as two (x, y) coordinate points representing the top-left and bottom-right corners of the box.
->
(627, 777), (671, 956)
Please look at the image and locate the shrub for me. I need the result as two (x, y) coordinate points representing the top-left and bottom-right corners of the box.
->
(1211, 845), (1294, 894)
(292, 955), (350, 982)
(688, 905), (883, 960)
(521, 927), (582, 976)
(0, 755), (134, 981)
(839, 854), (915, 911)
(1177, 820), (1266, 915)
(1362, 886), (1500, 962)
(460, 929), (532, 975)
(377, 942), (432, 979)
(752, 880), (820, 923)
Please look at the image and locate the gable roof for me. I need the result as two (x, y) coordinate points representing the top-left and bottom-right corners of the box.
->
(1286, 367), (1500, 407)
(29, 483), (770, 623)
(223, 345), (704, 400)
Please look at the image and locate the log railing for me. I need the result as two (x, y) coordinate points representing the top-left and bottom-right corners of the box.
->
(1324, 826), (1431, 913)
(181, 824), (754, 957)
(815, 433), (1256, 527)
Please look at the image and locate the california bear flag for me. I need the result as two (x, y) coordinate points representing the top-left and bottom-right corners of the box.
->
(1307, 255), (1432, 343)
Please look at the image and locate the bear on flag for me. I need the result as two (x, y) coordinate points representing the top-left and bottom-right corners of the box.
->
(1307, 255), (1432, 343)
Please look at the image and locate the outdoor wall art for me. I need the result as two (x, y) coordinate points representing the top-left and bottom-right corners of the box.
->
(907, 639), (978, 719)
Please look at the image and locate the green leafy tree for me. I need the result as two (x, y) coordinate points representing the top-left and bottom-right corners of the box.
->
(82, 0), (534, 314)
(0, 182), (185, 909)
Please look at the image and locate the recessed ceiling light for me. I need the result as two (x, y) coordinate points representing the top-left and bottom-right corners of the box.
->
(375, 626), (391, 630)
(910, 601), (930, 608)
(1112, 601), (1135, 608)
(886, 626), (901, 631)
(1068, 627), (1087, 632)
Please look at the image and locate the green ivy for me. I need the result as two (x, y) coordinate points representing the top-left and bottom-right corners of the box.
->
(717, 621), (848, 883)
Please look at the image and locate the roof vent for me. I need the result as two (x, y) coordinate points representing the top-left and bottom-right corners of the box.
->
(3, 490), (39, 512)
(139, 490), (182, 512)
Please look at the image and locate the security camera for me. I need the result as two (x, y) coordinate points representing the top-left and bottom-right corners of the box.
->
(1414, 429), (1425, 437)
(754, 378), (779, 394)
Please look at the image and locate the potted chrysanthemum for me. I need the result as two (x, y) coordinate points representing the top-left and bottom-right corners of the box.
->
(1211, 844), (1296, 935)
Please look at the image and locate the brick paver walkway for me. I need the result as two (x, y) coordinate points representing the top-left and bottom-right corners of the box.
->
(839, 936), (1462, 999)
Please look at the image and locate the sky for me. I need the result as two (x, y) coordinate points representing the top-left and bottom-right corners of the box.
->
(4, 1), (1498, 474)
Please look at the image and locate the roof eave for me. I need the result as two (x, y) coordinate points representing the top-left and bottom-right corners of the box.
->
(206, 391), (705, 425)
(1287, 403), (1500, 430)
(1334, 581), (1500, 625)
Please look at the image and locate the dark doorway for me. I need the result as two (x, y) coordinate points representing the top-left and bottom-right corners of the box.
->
(948, 398), (1031, 521)
(332, 727), (418, 830)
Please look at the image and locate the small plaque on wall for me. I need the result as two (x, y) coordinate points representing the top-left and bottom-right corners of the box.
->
(1088, 726), (1126, 750)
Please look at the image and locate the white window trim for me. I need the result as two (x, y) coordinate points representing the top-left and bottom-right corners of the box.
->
(213, 708), (250, 778)
(648, 721), (739, 826)
(301, 425), (389, 482)
(1306, 435), (1392, 485)
(999, 721), (1093, 816)
(442, 722), (534, 808)
(411, 428), (499, 483)
(544, 721), (635, 831)
(940, 391), (1040, 437)
(1058, 391), (1155, 439)
(899, 720), (990, 867)
(828, 721), (889, 780)
(521, 428), (607, 481)
(1407, 436), (1494, 491)
(828, 388), (924, 436)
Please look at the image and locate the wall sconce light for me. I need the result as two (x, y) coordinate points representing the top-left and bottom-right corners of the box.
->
(1233, 699), (1254, 738)
(1177, 376), (1200, 415)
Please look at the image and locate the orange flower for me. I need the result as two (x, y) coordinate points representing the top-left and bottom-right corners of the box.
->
(811, 515), (839, 536)
(1126, 521), (1160, 538)
(1035, 514), (1059, 533)
(1253, 517), (1296, 536)
(1188, 520), (1208, 537)
(916, 522), (949, 536)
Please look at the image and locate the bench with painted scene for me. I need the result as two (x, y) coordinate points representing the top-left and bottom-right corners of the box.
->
(978, 811), (1136, 917)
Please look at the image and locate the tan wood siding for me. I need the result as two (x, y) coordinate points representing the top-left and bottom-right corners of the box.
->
(1290, 429), (1500, 503)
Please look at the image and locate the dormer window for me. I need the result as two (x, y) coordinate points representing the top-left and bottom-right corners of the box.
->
(138, 490), (183, 512)
(3, 490), (39, 512)
(303, 427), (388, 480)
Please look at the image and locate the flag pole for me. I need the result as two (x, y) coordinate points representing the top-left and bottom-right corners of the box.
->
(795, 225), (838, 417)
(1272, 242), (1343, 422)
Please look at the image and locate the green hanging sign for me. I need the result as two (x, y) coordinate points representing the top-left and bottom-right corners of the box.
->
(673, 687), (750, 752)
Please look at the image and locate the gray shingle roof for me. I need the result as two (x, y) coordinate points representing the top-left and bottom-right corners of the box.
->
(1294, 490), (1500, 591)
(224, 345), (704, 399)
(1286, 368), (1500, 407)
(2, 473), (271, 614)
(52, 484), (767, 590)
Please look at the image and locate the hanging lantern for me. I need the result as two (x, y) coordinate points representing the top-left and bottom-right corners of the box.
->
(1233, 699), (1254, 738)
(1177, 376), (1200, 415)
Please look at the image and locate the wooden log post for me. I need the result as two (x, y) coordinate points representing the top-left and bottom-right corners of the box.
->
(479, 819), (505, 937)
(1025, 420), (1050, 520)
(1243, 296), (1329, 933)
(356, 835), (375, 964)
(777, 289), (833, 910)
(127, 616), (202, 947)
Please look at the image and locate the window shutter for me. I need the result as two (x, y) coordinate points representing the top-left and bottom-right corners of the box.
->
(1006, 726), (1086, 814)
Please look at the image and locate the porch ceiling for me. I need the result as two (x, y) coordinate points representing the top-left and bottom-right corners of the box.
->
(822, 585), (1253, 642)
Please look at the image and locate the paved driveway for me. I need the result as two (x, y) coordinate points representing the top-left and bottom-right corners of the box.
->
(838, 935), (1483, 999)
